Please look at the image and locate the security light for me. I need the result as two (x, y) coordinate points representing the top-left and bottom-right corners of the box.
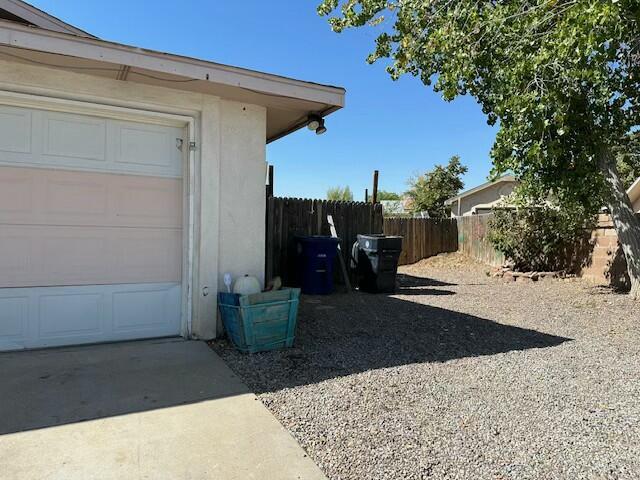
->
(315, 122), (327, 135)
(307, 114), (321, 131)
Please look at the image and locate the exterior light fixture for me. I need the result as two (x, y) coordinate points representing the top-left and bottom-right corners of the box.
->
(315, 120), (327, 135)
(307, 114), (327, 135)
(307, 115), (321, 131)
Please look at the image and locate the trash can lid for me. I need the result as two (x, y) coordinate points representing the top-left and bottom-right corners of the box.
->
(296, 235), (340, 244)
(357, 234), (403, 240)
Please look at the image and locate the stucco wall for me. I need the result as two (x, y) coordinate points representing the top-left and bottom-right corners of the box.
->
(457, 181), (517, 216)
(630, 186), (640, 213)
(0, 59), (267, 340)
(218, 101), (266, 285)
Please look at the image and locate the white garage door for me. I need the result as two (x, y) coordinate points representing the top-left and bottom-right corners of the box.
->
(0, 105), (185, 351)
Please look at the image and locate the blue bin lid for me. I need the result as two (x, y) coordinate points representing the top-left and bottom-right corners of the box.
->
(296, 235), (340, 244)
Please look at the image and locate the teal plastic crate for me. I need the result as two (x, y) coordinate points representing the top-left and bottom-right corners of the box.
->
(218, 288), (301, 353)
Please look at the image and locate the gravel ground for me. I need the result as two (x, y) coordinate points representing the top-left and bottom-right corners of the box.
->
(212, 253), (640, 480)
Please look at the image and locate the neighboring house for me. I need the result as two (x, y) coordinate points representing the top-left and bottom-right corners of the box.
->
(381, 197), (429, 217)
(381, 200), (406, 216)
(381, 197), (411, 215)
(628, 177), (640, 212)
(0, 1), (344, 351)
(445, 175), (517, 217)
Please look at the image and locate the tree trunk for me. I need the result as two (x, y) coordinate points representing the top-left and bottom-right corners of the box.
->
(599, 146), (640, 298)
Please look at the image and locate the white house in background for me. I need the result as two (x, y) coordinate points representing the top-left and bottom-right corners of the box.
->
(445, 174), (518, 217)
(628, 177), (640, 212)
(0, 0), (344, 351)
(381, 197), (416, 216)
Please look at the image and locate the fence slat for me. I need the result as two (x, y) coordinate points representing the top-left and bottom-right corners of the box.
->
(382, 217), (459, 266)
(266, 197), (384, 285)
(456, 214), (504, 267)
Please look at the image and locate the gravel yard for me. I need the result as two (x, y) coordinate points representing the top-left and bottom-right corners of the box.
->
(212, 253), (640, 480)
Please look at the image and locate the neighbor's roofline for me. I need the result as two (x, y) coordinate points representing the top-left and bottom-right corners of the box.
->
(0, 0), (95, 38)
(628, 177), (640, 196)
(0, 19), (346, 108)
(444, 174), (517, 205)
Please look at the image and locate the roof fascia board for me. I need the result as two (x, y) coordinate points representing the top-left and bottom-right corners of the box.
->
(0, 20), (345, 107)
(0, 0), (94, 37)
(445, 175), (516, 205)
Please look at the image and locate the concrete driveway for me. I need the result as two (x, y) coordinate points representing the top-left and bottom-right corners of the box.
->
(0, 339), (326, 480)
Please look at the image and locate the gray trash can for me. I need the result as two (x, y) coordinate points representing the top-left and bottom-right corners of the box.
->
(356, 234), (403, 293)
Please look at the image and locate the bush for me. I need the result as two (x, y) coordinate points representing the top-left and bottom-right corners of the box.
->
(488, 204), (595, 273)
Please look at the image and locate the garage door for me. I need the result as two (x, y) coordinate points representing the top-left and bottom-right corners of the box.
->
(0, 105), (185, 351)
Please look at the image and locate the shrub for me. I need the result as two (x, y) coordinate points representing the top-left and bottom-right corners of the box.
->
(488, 203), (595, 273)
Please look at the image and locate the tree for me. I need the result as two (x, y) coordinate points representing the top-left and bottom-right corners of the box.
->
(318, 0), (640, 297)
(405, 155), (467, 217)
(377, 190), (401, 201)
(617, 132), (640, 190)
(327, 185), (354, 201)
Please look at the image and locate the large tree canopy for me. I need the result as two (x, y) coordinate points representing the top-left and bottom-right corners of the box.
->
(319, 0), (640, 296)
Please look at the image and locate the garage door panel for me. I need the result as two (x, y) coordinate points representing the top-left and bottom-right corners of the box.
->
(0, 106), (183, 177)
(0, 234), (33, 282)
(113, 230), (182, 283)
(0, 225), (181, 288)
(41, 232), (109, 284)
(0, 296), (28, 340)
(43, 112), (107, 162)
(113, 176), (182, 227)
(0, 105), (32, 154)
(112, 284), (181, 333)
(0, 170), (33, 214)
(44, 176), (109, 218)
(0, 166), (182, 228)
(117, 123), (175, 168)
(38, 292), (103, 338)
(0, 283), (182, 350)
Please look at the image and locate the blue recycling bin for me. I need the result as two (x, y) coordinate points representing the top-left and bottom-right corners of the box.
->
(296, 236), (340, 295)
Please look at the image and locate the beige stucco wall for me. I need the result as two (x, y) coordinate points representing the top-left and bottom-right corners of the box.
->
(456, 181), (517, 216)
(0, 59), (267, 340)
(628, 183), (640, 213)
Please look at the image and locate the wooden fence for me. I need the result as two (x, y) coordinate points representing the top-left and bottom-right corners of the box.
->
(265, 197), (384, 285)
(383, 217), (458, 265)
(456, 214), (505, 267)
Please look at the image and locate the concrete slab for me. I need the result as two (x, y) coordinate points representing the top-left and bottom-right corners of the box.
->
(0, 339), (326, 480)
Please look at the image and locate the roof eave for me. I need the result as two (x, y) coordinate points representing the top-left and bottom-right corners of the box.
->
(445, 174), (517, 204)
(0, 20), (346, 129)
(0, 0), (95, 37)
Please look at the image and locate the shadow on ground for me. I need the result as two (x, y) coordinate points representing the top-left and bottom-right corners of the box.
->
(214, 275), (571, 394)
(396, 273), (457, 288)
(0, 339), (247, 435)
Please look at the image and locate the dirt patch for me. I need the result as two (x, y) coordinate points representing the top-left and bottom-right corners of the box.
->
(401, 252), (488, 273)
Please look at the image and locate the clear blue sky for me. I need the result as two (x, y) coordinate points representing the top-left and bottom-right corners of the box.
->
(30, 0), (497, 200)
